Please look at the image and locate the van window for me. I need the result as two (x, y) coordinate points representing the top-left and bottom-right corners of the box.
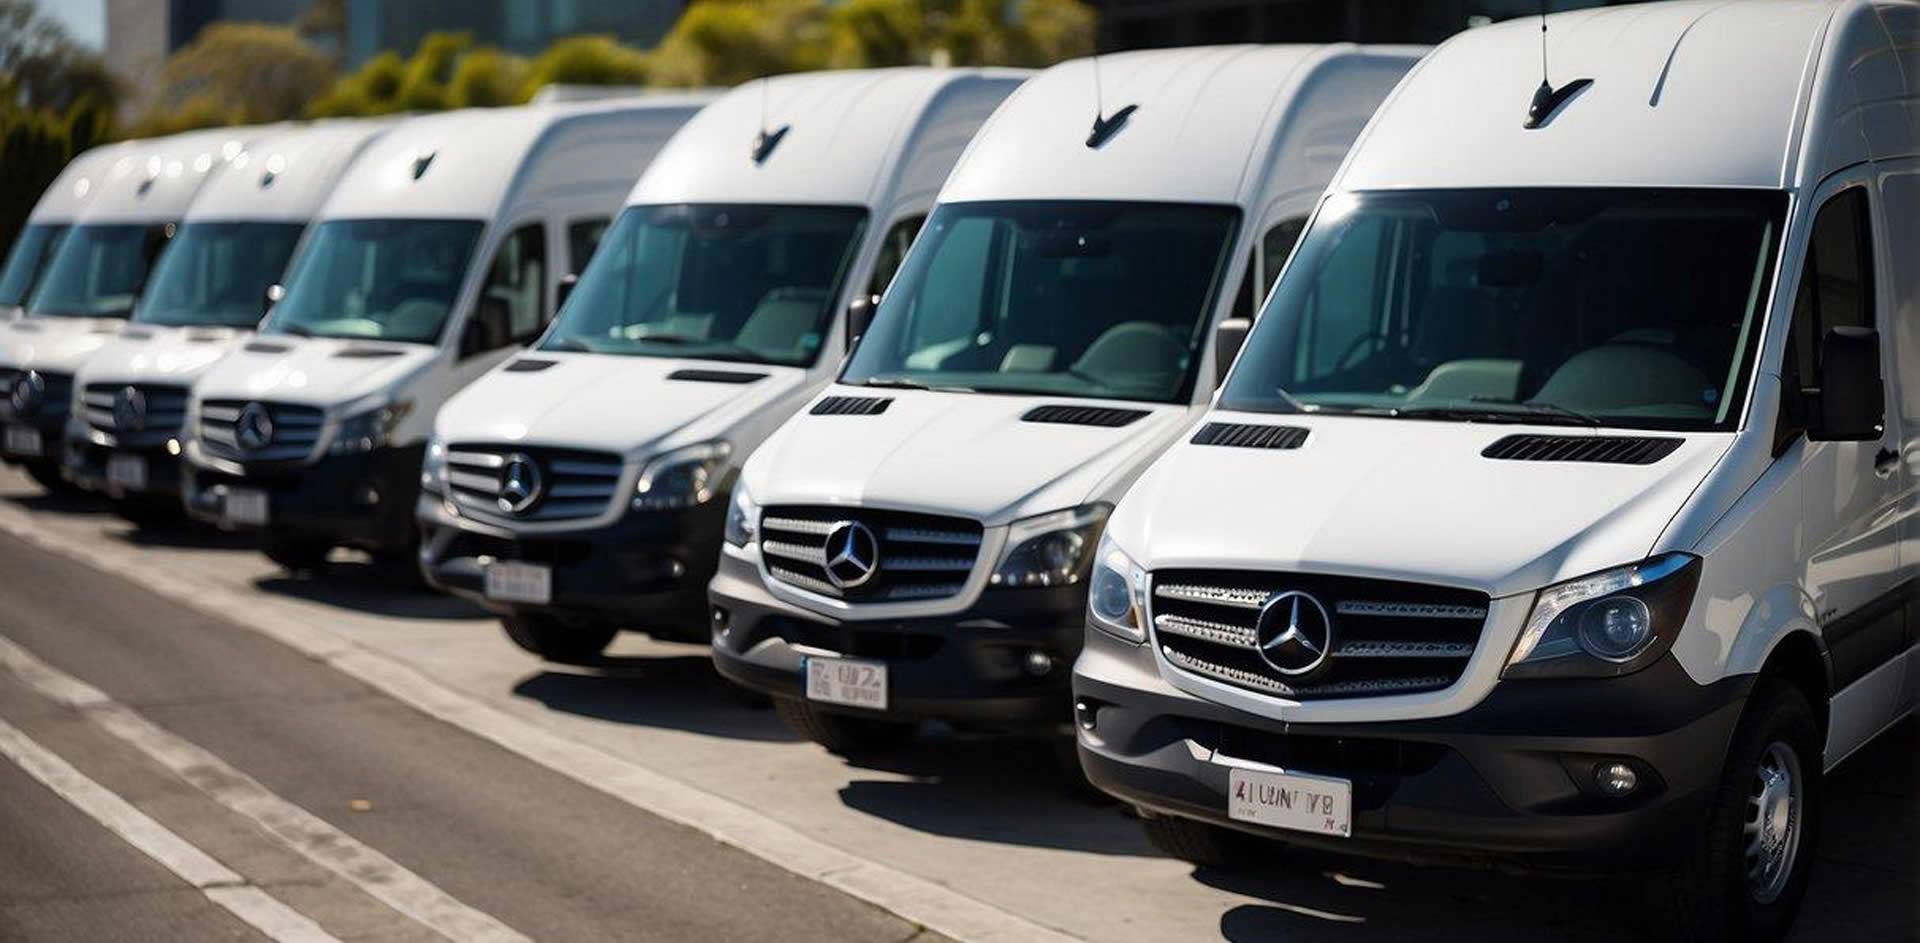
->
(843, 201), (1241, 404)
(567, 217), (610, 274)
(482, 224), (548, 342)
(0, 224), (69, 307)
(135, 222), (306, 328)
(1220, 188), (1788, 432)
(27, 223), (172, 318)
(865, 216), (925, 299)
(541, 203), (868, 367)
(1262, 217), (1307, 296)
(264, 218), (484, 344)
(1785, 188), (1875, 398)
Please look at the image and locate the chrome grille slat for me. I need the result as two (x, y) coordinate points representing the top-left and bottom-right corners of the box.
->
(760, 505), (983, 602)
(444, 443), (624, 523)
(879, 556), (974, 573)
(881, 527), (981, 547)
(1164, 647), (1454, 698)
(447, 451), (505, 469)
(1336, 601), (1489, 620)
(761, 516), (836, 536)
(761, 539), (826, 566)
(770, 565), (839, 596)
(1335, 641), (1476, 659)
(1155, 584), (1266, 609)
(1154, 614), (1257, 649)
(197, 399), (324, 464)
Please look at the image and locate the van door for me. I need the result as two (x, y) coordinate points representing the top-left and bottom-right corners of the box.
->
(1877, 160), (1920, 719)
(1787, 179), (1907, 759)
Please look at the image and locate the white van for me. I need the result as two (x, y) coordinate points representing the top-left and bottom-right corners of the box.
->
(1, 128), (250, 491)
(708, 46), (1423, 751)
(0, 141), (139, 321)
(420, 69), (1026, 661)
(65, 121), (393, 522)
(182, 97), (710, 573)
(1073, 4), (1917, 940)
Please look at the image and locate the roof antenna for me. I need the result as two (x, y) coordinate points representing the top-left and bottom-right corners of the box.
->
(1524, 1), (1592, 130)
(751, 75), (790, 165)
(1086, 53), (1138, 149)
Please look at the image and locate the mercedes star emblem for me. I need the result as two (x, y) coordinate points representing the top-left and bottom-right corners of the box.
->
(822, 520), (880, 590)
(9, 369), (44, 417)
(114, 386), (147, 433)
(497, 452), (544, 515)
(1254, 591), (1334, 677)
(234, 402), (274, 452)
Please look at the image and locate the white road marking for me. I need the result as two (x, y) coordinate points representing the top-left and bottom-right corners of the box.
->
(0, 714), (341, 943)
(0, 493), (1082, 943)
(0, 634), (531, 943)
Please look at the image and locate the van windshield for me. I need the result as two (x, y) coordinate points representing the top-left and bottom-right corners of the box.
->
(263, 218), (483, 344)
(0, 224), (69, 307)
(841, 201), (1240, 403)
(1220, 189), (1787, 431)
(136, 221), (306, 328)
(27, 223), (172, 318)
(540, 204), (868, 366)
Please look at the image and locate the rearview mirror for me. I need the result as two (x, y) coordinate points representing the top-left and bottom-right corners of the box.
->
(1808, 326), (1884, 442)
(556, 273), (579, 310)
(1213, 317), (1251, 387)
(845, 294), (881, 353)
(460, 296), (513, 359)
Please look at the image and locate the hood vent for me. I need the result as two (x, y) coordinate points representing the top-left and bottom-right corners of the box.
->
(502, 357), (557, 373)
(1191, 422), (1309, 450)
(1482, 434), (1682, 465)
(668, 367), (767, 384)
(1022, 404), (1149, 428)
(120, 326), (154, 341)
(811, 395), (891, 416)
(243, 341), (291, 354)
(183, 328), (229, 343)
(333, 347), (404, 359)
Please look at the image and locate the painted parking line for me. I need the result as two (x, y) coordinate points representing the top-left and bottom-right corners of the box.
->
(0, 713), (340, 943)
(0, 633), (531, 943)
(0, 489), (1081, 943)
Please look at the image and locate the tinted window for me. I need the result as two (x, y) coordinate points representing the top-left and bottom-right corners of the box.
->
(264, 218), (484, 344)
(567, 217), (609, 273)
(136, 222), (306, 328)
(0, 224), (69, 307)
(865, 215), (925, 298)
(481, 224), (547, 342)
(1781, 187), (1875, 435)
(27, 223), (172, 318)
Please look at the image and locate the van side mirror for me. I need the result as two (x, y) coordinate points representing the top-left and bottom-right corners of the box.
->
(263, 283), (284, 315)
(557, 273), (579, 310)
(1807, 326), (1884, 442)
(845, 294), (881, 353)
(461, 296), (513, 359)
(1213, 317), (1251, 386)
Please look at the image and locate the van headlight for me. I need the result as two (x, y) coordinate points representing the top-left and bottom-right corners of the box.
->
(724, 483), (758, 547)
(420, 436), (448, 494)
(1087, 533), (1150, 643)
(1503, 553), (1701, 679)
(634, 441), (731, 510)
(991, 504), (1109, 588)
(330, 401), (410, 455)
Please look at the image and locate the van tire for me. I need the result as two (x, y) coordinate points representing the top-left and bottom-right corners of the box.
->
(1649, 679), (1821, 943)
(263, 539), (331, 574)
(773, 696), (917, 755)
(1141, 814), (1270, 871)
(501, 615), (617, 665)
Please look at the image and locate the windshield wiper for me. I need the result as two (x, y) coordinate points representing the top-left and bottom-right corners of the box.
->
(276, 324), (313, 338)
(545, 337), (595, 353)
(1468, 397), (1603, 427)
(631, 333), (705, 345)
(1393, 403), (1596, 427)
(859, 376), (975, 393)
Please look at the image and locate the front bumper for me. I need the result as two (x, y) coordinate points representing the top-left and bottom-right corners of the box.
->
(709, 551), (1083, 730)
(417, 489), (725, 639)
(1, 410), (71, 470)
(66, 436), (185, 499)
(1073, 625), (1754, 874)
(183, 443), (424, 553)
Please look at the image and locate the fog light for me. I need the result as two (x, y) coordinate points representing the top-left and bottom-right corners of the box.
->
(710, 605), (730, 638)
(356, 486), (380, 506)
(1023, 650), (1053, 677)
(166, 438), (180, 456)
(1074, 699), (1097, 731)
(1596, 761), (1639, 796)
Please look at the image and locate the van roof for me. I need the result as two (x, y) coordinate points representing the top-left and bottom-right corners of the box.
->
(73, 126), (255, 225)
(319, 96), (714, 222)
(26, 141), (142, 224)
(937, 45), (1426, 207)
(1338, 0), (1918, 192)
(628, 67), (1031, 208)
(183, 120), (394, 223)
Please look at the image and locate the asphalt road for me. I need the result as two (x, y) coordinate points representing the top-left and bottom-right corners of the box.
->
(0, 469), (1912, 942)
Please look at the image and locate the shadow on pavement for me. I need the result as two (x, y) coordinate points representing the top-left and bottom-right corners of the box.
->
(254, 561), (489, 621)
(510, 656), (802, 743)
(5, 489), (107, 515)
(110, 521), (261, 551)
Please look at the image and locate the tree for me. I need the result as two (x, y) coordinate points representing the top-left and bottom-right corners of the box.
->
(449, 47), (531, 108)
(309, 50), (408, 117)
(521, 35), (652, 98)
(393, 31), (471, 111)
(649, 0), (831, 88)
(826, 0), (926, 69)
(129, 23), (335, 134)
(0, 0), (122, 115)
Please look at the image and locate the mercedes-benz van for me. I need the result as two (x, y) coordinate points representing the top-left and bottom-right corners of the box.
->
(1, 128), (250, 492)
(182, 97), (709, 574)
(0, 141), (139, 322)
(1073, 4), (1917, 940)
(420, 69), (1026, 661)
(709, 46), (1423, 753)
(66, 121), (393, 523)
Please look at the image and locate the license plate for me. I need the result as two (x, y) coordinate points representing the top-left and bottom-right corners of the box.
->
(485, 561), (551, 605)
(1227, 767), (1353, 838)
(222, 488), (269, 527)
(107, 453), (148, 492)
(804, 655), (887, 710)
(5, 424), (41, 458)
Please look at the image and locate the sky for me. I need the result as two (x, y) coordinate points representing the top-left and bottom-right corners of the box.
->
(35, 0), (106, 50)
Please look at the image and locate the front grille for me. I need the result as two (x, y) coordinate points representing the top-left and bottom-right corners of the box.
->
(0, 369), (74, 421)
(1151, 569), (1488, 701)
(198, 399), (325, 463)
(759, 505), (983, 602)
(84, 383), (188, 447)
(445, 444), (624, 523)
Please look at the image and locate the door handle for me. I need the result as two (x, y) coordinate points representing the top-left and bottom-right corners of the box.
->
(1874, 447), (1899, 478)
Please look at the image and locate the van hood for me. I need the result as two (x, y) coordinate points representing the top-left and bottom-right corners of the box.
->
(0, 316), (129, 375)
(1110, 411), (1732, 599)
(744, 386), (1198, 525)
(75, 324), (252, 388)
(192, 334), (437, 409)
(436, 352), (810, 458)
